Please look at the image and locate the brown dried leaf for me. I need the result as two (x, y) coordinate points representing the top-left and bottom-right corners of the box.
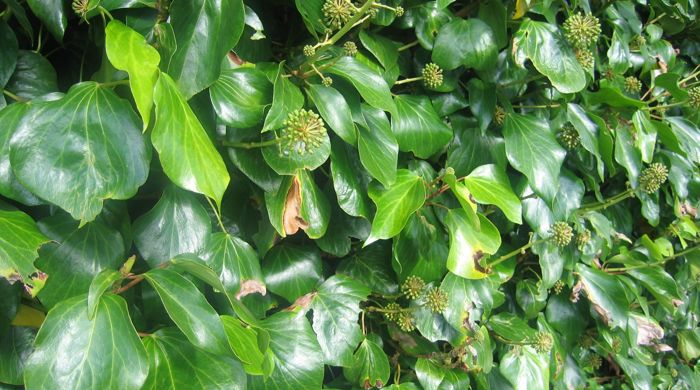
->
(282, 175), (309, 235)
(235, 279), (267, 300)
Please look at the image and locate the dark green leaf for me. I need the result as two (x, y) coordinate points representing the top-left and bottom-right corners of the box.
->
(330, 139), (372, 219)
(357, 105), (398, 187)
(344, 337), (390, 389)
(416, 358), (470, 390)
(26, 0), (66, 41)
(0, 21), (17, 90)
(392, 211), (448, 283)
(4, 50), (58, 100)
(337, 242), (398, 295)
(326, 57), (397, 116)
(0, 326), (34, 385)
(199, 232), (265, 298)
(262, 62), (304, 132)
(367, 169), (426, 243)
(87, 269), (121, 320)
(432, 18), (498, 71)
(392, 95), (452, 158)
(262, 244), (323, 302)
(307, 84), (356, 144)
(211, 67), (272, 128)
(575, 264), (629, 329)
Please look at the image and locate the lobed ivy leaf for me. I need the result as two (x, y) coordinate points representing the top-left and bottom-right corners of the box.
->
(445, 210), (501, 279)
(0, 209), (50, 296)
(464, 164), (522, 224)
(326, 57), (397, 116)
(343, 336), (390, 389)
(198, 232), (265, 298)
(392, 95), (453, 159)
(367, 169), (426, 244)
(432, 18), (498, 71)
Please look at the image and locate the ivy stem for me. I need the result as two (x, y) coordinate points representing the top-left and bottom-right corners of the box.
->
(645, 101), (687, 111)
(99, 79), (130, 88)
(206, 197), (227, 233)
(366, 306), (417, 314)
(221, 138), (279, 149)
(3, 89), (26, 102)
(326, 0), (375, 47)
(137, 332), (152, 338)
(398, 40), (419, 51)
(575, 188), (635, 214)
(605, 244), (700, 272)
(115, 275), (145, 294)
(484, 238), (548, 269)
(394, 76), (423, 85)
(513, 104), (561, 109)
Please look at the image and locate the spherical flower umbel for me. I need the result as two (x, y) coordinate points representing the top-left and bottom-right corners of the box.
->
(343, 41), (358, 56)
(576, 229), (591, 250)
(550, 222), (573, 247)
(422, 63), (444, 89)
(563, 13), (601, 49)
(425, 287), (449, 313)
(322, 0), (355, 30)
(575, 48), (594, 70)
(587, 354), (602, 370)
(397, 312), (415, 332)
(533, 331), (553, 353)
(322, 77), (333, 87)
(559, 124), (580, 149)
(303, 45), (316, 57)
(72, 0), (90, 17)
(394, 6), (405, 17)
(625, 76), (642, 93)
(280, 109), (327, 155)
(494, 105), (506, 126)
(383, 302), (401, 322)
(401, 275), (425, 299)
(639, 163), (668, 193)
(688, 86), (700, 108)
(553, 280), (565, 295)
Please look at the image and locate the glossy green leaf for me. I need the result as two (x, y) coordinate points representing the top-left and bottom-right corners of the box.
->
(297, 169), (331, 239)
(0, 326), (34, 385)
(499, 346), (548, 390)
(628, 266), (681, 313)
(142, 327), (246, 389)
(344, 337), (390, 389)
(357, 105), (398, 187)
(337, 242), (399, 295)
(0, 21), (17, 90)
(392, 95), (452, 158)
(307, 84), (356, 144)
(0, 209), (49, 296)
(614, 126), (642, 186)
(445, 210), (501, 279)
(144, 268), (231, 356)
(665, 117), (700, 163)
(504, 113), (566, 205)
(310, 275), (371, 366)
(262, 62), (304, 132)
(262, 244), (323, 302)
(367, 169), (426, 243)
(514, 20), (586, 93)
(567, 103), (605, 179)
(4, 50), (58, 100)
(0, 102), (41, 205)
(248, 311), (324, 390)
(392, 211), (448, 283)
(330, 139), (372, 219)
(87, 269), (121, 320)
(464, 164), (522, 224)
(167, 0), (245, 99)
(294, 0), (325, 36)
(133, 186), (211, 268)
(210, 67), (272, 128)
(221, 316), (269, 376)
(326, 57), (397, 116)
(432, 18), (498, 71)
(105, 20), (160, 129)
(261, 129), (330, 175)
(575, 264), (629, 329)
(10, 82), (149, 223)
(26, 0), (66, 41)
(199, 232), (265, 298)
(416, 358), (470, 390)
(152, 72), (230, 206)
(24, 294), (148, 389)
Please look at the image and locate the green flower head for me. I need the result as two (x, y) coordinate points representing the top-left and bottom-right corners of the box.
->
(401, 275), (425, 299)
(533, 331), (553, 353)
(559, 124), (580, 149)
(425, 287), (449, 313)
(422, 63), (444, 89)
(639, 163), (668, 193)
(343, 41), (358, 56)
(281, 109), (327, 155)
(550, 222), (573, 247)
(624, 76), (642, 93)
(563, 13), (601, 49)
(575, 48), (595, 70)
(688, 86), (700, 109)
(322, 0), (355, 30)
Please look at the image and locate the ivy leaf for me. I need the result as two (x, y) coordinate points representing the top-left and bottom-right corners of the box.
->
(330, 139), (372, 219)
(0, 326), (34, 385)
(665, 117), (700, 163)
(357, 105), (399, 187)
(36, 219), (124, 310)
(198, 232), (265, 298)
(576, 264), (629, 329)
(167, 0), (245, 99)
(614, 127), (642, 186)
(445, 210), (501, 279)
(0, 209), (49, 296)
(310, 275), (371, 366)
(392, 95), (453, 158)
(4, 50), (58, 100)
(262, 62), (304, 132)
(432, 18), (498, 71)
(248, 311), (324, 390)
(210, 67), (273, 128)
(264, 172), (330, 239)
(144, 268), (232, 356)
(367, 169), (426, 243)
(152, 72), (230, 207)
(105, 20), (160, 130)
(393, 211), (448, 284)
(261, 130), (330, 175)
(9, 82), (150, 223)
(504, 113), (566, 205)
(337, 242), (399, 295)
(567, 103), (605, 179)
(26, 0), (67, 42)
(464, 164), (522, 224)
(326, 57), (398, 116)
(294, 0), (325, 36)
(343, 336), (391, 389)
(307, 84), (357, 144)
(499, 346), (549, 390)
(262, 244), (323, 302)
(221, 316), (270, 376)
(87, 269), (121, 320)
(514, 20), (586, 93)
(0, 96), (41, 206)
(142, 327), (246, 389)
(0, 21), (17, 91)
(24, 294), (148, 389)
(416, 358), (470, 389)
(133, 186), (212, 268)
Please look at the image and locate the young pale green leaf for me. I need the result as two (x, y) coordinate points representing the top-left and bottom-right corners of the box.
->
(367, 169), (426, 244)
(152, 72), (230, 207)
(248, 311), (324, 390)
(210, 67), (272, 128)
(142, 327), (246, 389)
(575, 264), (630, 329)
(392, 95), (452, 158)
(307, 84), (357, 144)
(25, 0), (67, 42)
(504, 113), (566, 205)
(330, 139), (372, 219)
(221, 316), (269, 376)
(198, 232), (265, 298)
(326, 57), (398, 116)
(343, 337), (391, 389)
(514, 20), (586, 93)
(358, 105), (398, 187)
(144, 268), (232, 356)
(499, 346), (549, 390)
(166, 0), (245, 99)
(0, 209), (49, 296)
(9, 82), (149, 223)
(262, 62), (304, 132)
(310, 275), (371, 367)
(445, 210), (501, 279)
(86, 269), (121, 320)
(105, 20), (160, 130)
(133, 186), (211, 268)
(416, 358), (470, 390)
(441, 272), (503, 333)
(24, 294), (148, 390)
(0, 326), (34, 385)
(432, 18), (498, 71)
(262, 244), (323, 303)
(464, 164), (522, 224)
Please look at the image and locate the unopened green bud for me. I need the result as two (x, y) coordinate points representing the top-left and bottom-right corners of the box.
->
(72, 0), (90, 17)
(401, 275), (425, 299)
(587, 354), (602, 370)
(639, 163), (668, 193)
(563, 13), (601, 49)
(576, 229), (591, 250)
(384, 302), (401, 322)
(422, 63), (443, 89)
(575, 48), (595, 70)
(550, 222), (573, 247)
(553, 280), (565, 295)
(394, 6), (405, 17)
(624, 76), (642, 93)
(322, 77), (333, 87)
(425, 287), (449, 313)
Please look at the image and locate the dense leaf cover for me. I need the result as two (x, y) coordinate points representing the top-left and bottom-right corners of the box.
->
(1, 0), (700, 389)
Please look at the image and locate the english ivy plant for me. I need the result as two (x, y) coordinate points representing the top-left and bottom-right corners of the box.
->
(1, 0), (700, 389)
